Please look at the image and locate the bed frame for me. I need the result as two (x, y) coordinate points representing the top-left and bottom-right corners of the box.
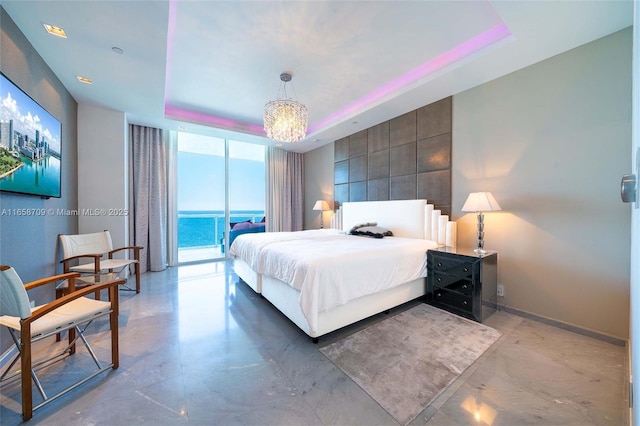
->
(233, 199), (456, 341)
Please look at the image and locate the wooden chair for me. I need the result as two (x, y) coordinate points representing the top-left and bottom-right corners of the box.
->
(0, 265), (124, 421)
(59, 230), (143, 294)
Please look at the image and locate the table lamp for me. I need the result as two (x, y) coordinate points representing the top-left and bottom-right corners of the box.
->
(313, 200), (331, 229)
(461, 192), (501, 254)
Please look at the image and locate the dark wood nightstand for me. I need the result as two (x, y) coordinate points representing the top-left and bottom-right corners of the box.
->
(426, 247), (498, 322)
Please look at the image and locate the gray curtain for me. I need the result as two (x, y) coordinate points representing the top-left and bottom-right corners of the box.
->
(286, 150), (304, 231)
(129, 124), (168, 272)
(266, 147), (304, 232)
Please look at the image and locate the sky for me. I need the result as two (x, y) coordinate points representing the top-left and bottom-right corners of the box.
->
(177, 133), (265, 212)
(0, 74), (61, 152)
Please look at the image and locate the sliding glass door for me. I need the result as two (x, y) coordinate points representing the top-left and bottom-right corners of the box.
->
(176, 133), (265, 263)
(228, 140), (266, 245)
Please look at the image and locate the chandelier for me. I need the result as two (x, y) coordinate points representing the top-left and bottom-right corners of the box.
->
(264, 73), (308, 143)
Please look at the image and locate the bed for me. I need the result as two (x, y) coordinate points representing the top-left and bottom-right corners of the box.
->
(230, 199), (456, 341)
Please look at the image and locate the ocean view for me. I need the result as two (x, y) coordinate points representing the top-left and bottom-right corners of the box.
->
(178, 210), (264, 248)
(0, 155), (61, 198)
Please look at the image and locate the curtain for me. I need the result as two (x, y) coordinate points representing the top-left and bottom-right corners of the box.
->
(286, 150), (304, 231)
(129, 124), (168, 272)
(266, 147), (304, 232)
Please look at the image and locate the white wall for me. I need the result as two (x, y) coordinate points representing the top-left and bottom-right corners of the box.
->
(452, 28), (631, 340)
(0, 7), (79, 352)
(629, 2), (639, 424)
(77, 104), (128, 250)
(0, 8), (78, 280)
(304, 28), (632, 340)
(304, 143), (334, 230)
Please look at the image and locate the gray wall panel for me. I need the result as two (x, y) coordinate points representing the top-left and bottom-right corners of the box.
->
(334, 97), (451, 214)
(335, 160), (349, 184)
(335, 137), (349, 162)
(349, 182), (367, 202)
(390, 111), (417, 147)
(349, 156), (367, 182)
(349, 130), (368, 157)
(390, 142), (416, 177)
(368, 178), (389, 201)
(417, 97), (452, 139)
(417, 133), (451, 173)
(368, 150), (390, 180)
(368, 122), (389, 153)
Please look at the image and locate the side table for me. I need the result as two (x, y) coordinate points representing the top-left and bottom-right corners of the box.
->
(56, 272), (120, 300)
(426, 247), (498, 322)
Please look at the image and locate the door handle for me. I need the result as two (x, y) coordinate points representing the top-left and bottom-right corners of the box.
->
(621, 174), (637, 203)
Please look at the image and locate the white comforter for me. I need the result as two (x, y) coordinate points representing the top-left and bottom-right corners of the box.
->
(229, 228), (342, 270)
(253, 233), (439, 334)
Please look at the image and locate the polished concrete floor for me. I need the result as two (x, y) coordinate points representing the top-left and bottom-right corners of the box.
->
(0, 261), (628, 425)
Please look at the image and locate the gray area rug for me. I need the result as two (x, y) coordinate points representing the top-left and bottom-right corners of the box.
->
(320, 303), (502, 425)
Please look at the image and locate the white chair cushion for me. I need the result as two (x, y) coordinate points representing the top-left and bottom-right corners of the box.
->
(0, 297), (112, 338)
(70, 258), (138, 273)
(59, 231), (113, 259)
(0, 267), (31, 318)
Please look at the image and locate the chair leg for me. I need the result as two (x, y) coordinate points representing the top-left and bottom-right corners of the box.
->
(56, 289), (63, 342)
(20, 328), (33, 421)
(135, 263), (141, 293)
(109, 285), (120, 369)
(68, 327), (76, 355)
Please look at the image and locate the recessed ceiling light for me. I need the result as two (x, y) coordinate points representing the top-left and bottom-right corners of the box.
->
(112, 46), (124, 54)
(76, 76), (92, 84)
(352, 121), (358, 125)
(43, 23), (67, 38)
(178, 126), (187, 131)
(276, 143), (283, 147)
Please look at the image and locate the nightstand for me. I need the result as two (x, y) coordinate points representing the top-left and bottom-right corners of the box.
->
(426, 247), (497, 322)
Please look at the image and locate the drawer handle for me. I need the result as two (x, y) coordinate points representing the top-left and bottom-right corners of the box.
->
(463, 267), (469, 272)
(462, 284), (468, 289)
(436, 292), (442, 297)
(463, 300), (468, 305)
(437, 262), (443, 267)
(437, 277), (442, 283)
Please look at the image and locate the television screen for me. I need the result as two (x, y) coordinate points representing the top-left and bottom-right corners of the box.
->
(0, 72), (62, 198)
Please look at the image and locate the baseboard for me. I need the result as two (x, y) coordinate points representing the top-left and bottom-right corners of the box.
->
(628, 339), (633, 425)
(497, 304), (627, 347)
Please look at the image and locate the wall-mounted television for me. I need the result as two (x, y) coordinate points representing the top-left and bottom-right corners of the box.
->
(0, 72), (62, 198)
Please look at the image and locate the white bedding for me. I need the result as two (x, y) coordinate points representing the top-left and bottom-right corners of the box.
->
(255, 234), (438, 334)
(229, 228), (341, 270)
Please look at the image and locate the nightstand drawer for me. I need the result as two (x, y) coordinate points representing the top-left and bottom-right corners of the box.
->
(426, 249), (497, 323)
(432, 287), (472, 312)
(431, 256), (474, 278)
(432, 274), (473, 295)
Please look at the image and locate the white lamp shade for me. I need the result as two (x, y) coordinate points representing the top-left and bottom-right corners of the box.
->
(461, 192), (501, 212)
(313, 200), (331, 211)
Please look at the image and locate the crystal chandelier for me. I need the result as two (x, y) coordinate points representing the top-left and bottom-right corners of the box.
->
(264, 73), (308, 143)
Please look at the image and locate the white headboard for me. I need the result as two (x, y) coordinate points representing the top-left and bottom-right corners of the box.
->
(332, 199), (457, 247)
(341, 199), (426, 239)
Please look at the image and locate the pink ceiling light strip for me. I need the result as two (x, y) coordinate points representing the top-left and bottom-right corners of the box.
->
(308, 22), (512, 134)
(164, 0), (264, 135)
(164, 0), (510, 138)
(165, 105), (265, 134)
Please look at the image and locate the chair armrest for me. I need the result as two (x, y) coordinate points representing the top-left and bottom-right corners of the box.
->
(108, 246), (143, 260)
(24, 278), (125, 325)
(60, 254), (102, 273)
(23, 272), (81, 291)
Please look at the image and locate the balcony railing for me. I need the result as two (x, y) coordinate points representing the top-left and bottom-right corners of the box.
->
(177, 211), (264, 263)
